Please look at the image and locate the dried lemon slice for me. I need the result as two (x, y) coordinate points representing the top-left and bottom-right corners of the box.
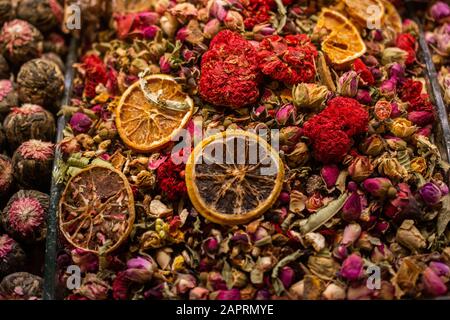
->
(343, 0), (385, 28)
(186, 130), (284, 225)
(381, 0), (402, 34)
(116, 74), (194, 153)
(59, 165), (135, 254)
(316, 9), (366, 66)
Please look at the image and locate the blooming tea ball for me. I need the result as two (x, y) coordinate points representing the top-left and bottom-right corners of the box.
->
(0, 0), (14, 27)
(42, 52), (65, 73)
(0, 19), (43, 65)
(2, 190), (49, 243)
(3, 104), (55, 151)
(0, 53), (9, 78)
(0, 234), (26, 277)
(16, 0), (64, 32)
(0, 272), (43, 300)
(17, 58), (64, 109)
(0, 80), (18, 117)
(12, 140), (54, 190)
(0, 154), (13, 199)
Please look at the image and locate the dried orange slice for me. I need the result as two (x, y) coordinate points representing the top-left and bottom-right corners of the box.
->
(381, 0), (402, 34)
(316, 9), (366, 66)
(343, 0), (385, 28)
(186, 130), (284, 225)
(116, 74), (194, 153)
(59, 165), (135, 254)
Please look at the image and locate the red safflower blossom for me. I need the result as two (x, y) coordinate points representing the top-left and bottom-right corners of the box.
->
(313, 129), (352, 164)
(240, 0), (275, 30)
(408, 94), (435, 113)
(81, 54), (108, 99)
(400, 79), (423, 102)
(156, 157), (187, 201)
(353, 59), (375, 85)
(257, 34), (318, 85)
(199, 30), (261, 109)
(396, 33), (417, 65)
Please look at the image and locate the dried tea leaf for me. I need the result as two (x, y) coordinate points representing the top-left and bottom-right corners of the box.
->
(437, 194), (450, 237)
(393, 257), (424, 299)
(308, 254), (340, 280)
(396, 220), (427, 252)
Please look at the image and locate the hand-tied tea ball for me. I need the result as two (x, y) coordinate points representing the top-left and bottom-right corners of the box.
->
(3, 104), (56, 151)
(0, 0), (14, 27)
(2, 190), (49, 243)
(0, 154), (13, 200)
(12, 140), (54, 190)
(0, 80), (18, 117)
(41, 52), (64, 72)
(0, 272), (43, 300)
(0, 54), (9, 78)
(17, 58), (64, 108)
(0, 234), (26, 277)
(0, 20), (43, 65)
(16, 0), (64, 32)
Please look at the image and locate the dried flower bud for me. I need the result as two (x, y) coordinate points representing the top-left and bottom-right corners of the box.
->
(321, 164), (340, 189)
(371, 244), (394, 263)
(429, 1), (450, 22)
(379, 78), (397, 98)
(0, 155), (13, 199)
(279, 126), (302, 151)
(275, 104), (296, 125)
(2, 190), (49, 243)
(17, 58), (64, 110)
(410, 157), (427, 175)
(210, 0), (227, 21)
(381, 47), (408, 65)
(175, 274), (197, 294)
(0, 20), (43, 65)
(304, 232), (326, 252)
(385, 136), (407, 150)
(125, 256), (156, 284)
(70, 112), (93, 134)
(16, 0), (63, 32)
(375, 155), (408, 180)
(3, 104), (55, 151)
(74, 273), (109, 300)
(0, 272), (43, 300)
(12, 140), (54, 190)
(286, 142), (309, 168)
(360, 135), (384, 156)
(363, 177), (397, 199)
(418, 182), (443, 206)
(337, 71), (359, 97)
(342, 224), (362, 247)
(212, 288), (241, 300)
(322, 283), (346, 300)
(342, 192), (362, 221)
(407, 111), (434, 127)
(189, 287), (209, 300)
(396, 220), (426, 252)
(0, 80), (18, 116)
(224, 11), (244, 31)
(422, 267), (448, 297)
(292, 83), (329, 110)
(348, 155), (374, 182)
(203, 19), (221, 39)
(160, 13), (178, 38)
(356, 89), (372, 105)
(71, 248), (98, 273)
(0, 234), (26, 276)
(340, 254), (364, 281)
(429, 261), (450, 277)
(390, 62), (405, 80)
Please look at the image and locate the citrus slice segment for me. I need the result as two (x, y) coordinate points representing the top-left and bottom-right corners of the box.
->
(116, 74), (194, 153)
(381, 0), (402, 34)
(59, 165), (135, 254)
(343, 0), (385, 28)
(186, 130), (284, 225)
(316, 9), (366, 66)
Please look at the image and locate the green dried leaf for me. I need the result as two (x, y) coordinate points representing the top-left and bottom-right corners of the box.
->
(222, 260), (233, 290)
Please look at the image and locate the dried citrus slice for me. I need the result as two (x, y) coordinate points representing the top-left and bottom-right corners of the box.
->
(316, 9), (366, 66)
(59, 165), (135, 254)
(381, 0), (402, 34)
(186, 130), (284, 225)
(343, 0), (385, 28)
(116, 74), (194, 153)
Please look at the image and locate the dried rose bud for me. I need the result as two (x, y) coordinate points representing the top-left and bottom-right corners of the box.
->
(124, 256), (156, 284)
(286, 142), (309, 168)
(2, 190), (49, 243)
(341, 223), (362, 247)
(0, 234), (26, 276)
(211, 288), (241, 300)
(422, 267), (448, 297)
(279, 126), (302, 151)
(0, 20), (43, 65)
(202, 237), (219, 254)
(320, 164), (340, 189)
(0, 155), (13, 199)
(356, 89), (372, 105)
(342, 192), (362, 221)
(304, 232), (326, 252)
(340, 254), (364, 281)
(434, 180), (449, 196)
(360, 135), (384, 156)
(207, 272), (227, 290)
(74, 273), (109, 300)
(363, 177), (397, 199)
(337, 71), (359, 98)
(333, 245), (348, 261)
(279, 266), (295, 289)
(429, 1), (450, 22)
(390, 62), (405, 80)
(203, 19), (221, 39)
(396, 219), (426, 252)
(210, 0), (227, 21)
(0, 80), (18, 116)
(385, 136), (407, 150)
(189, 287), (209, 300)
(12, 140), (54, 190)
(407, 111), (434, 127)
(379, 78), (397, 98)
(17, 58), (64, 110)
(381, 47), (408, 65)
(348, 155), (374, 182)
(71, 248), (98, 273)
(224, 10), (244, 31)
(175, 274), (197, 294)
(292, 83), (329, 110)
(16, 0), (63, 32)
(70, 112), (93, 134)
(371, 244), (394, 263)
(429, 261), (450, 277)
(419, 182), (443, 206)
(322, 283), (346, 300)
(275, 104), (296, 125)
(0, 272), (43, 300)
(402, 19), (419, 35)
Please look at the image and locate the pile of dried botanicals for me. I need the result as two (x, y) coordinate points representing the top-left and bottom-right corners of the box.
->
(0, 0), (67, 300)
(57, 0), (449, 300)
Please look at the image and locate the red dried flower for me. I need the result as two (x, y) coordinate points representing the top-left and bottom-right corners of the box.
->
(81, 54), (108, 99)
(199, 30), (261, 109)
(396, 33), (417, 65)
(112, 271), (129, 300)
(257, 34), (318, 85)
(408, 95), (434, 113)
(312, 129), (352, 164)
(156, 157), (187, 201)
(353, 59), (375, 85)
(400, 79), (423, 103)
(240, 0), (275, 30)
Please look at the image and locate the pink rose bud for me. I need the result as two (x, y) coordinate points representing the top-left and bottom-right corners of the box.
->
(275, 104), (296, 125)
(279, 266), (295, 288)
(389, 63), (405, 80)
(390, 102), (402, 118)
(189, 287), (210, 300)
(278, 191), (290, 204)
(422, 267), (448, 297)
(407, 111), (434, 126)
(429, 261), (450, 276)
(402, 19), (419, 35)
(337, 71), (359, 97)
(224, 10), (244, 31)
(342, 192), (362, 221)
(419, 182), (443, 206)
(333, 245), (348, 261)
(363, 177), (397, 199)
(214, 288), (241, 300)
(434, 180), (449, 196)
(159, 54), (171, 74)
(203, 237), (219, 254)
(416, 126), (432, 137)
(125, 256), (156, 283)
(341, 254), (364, 281)
(70, 112), (92, 133)
(203, 19), (221, 38)
(210, 0), (228, 21)
(356, 89), (372, 105)
(176, 27), (189, 41)
(341, 223), (362, 247)
(176, 274), (197, 294)
(321, 164), (340, 189)
(437, 33), (450, 56)
(380, 78), (397, 98)
(425, 32), (437, 45)
(142, 25), (159, 39)
(430, 1), (450, 22)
